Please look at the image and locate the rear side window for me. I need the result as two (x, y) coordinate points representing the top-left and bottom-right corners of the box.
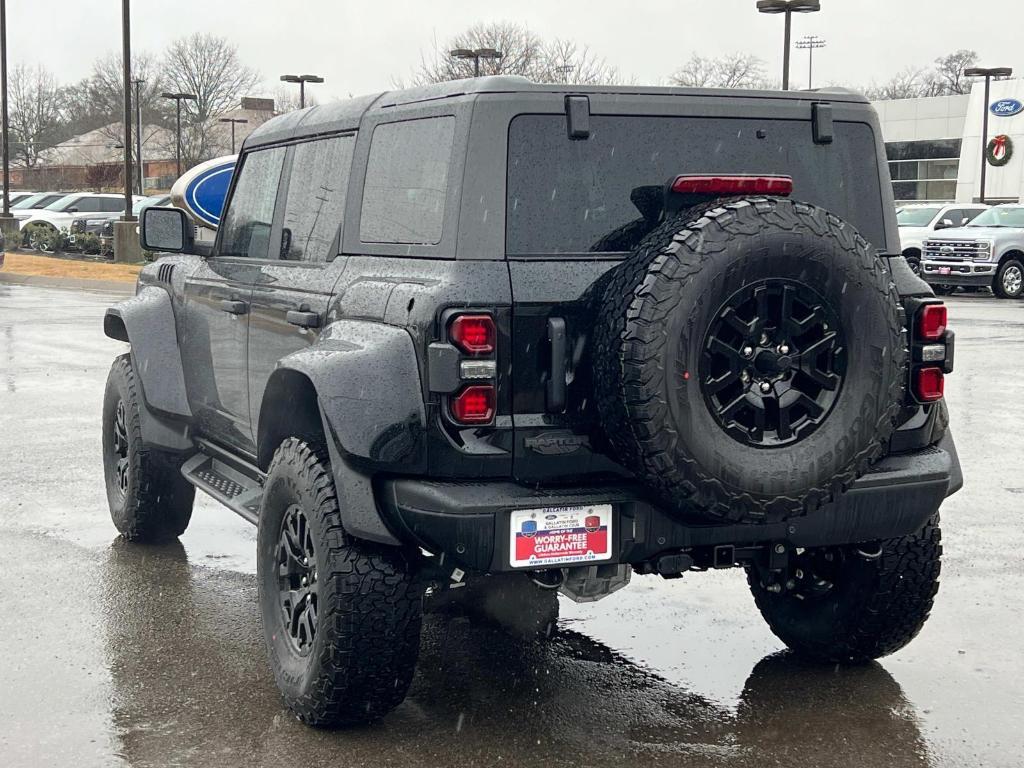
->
(360, 116), (455, 245)
(280, 134), (355, 262)
(506, 114), (886, 255)
(219, 147), (287, 258)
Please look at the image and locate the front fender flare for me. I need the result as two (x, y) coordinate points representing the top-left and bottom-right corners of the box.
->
(104, 286), (191, 419)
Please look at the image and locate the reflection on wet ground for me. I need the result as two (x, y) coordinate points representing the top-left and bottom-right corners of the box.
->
(1, 285), (1022, 767)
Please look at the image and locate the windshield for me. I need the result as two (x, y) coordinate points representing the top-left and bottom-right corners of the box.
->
(42, 194), (82, 212)
(896, 207), (940, 227)
(967, 207), (1024, 228)
(12, 193), (52, 209)
(132, 196), (166, 215)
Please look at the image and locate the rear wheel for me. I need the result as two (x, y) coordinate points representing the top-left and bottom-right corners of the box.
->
(102, 354), (194, 541)
(748, 514), (941, 663)
(24, 222), (59, 253)
(995, 259), (1024, 299)
(257, 438), (423, 727)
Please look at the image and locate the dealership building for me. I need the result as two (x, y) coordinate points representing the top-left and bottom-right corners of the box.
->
(873, 78), (1024, 204)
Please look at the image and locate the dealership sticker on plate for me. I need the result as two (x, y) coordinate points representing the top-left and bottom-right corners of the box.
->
(509, 504), (613, 568)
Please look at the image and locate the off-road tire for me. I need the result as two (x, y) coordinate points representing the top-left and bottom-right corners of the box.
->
(994, 258), (1024, 299)
(102, 354), (194, 541)
(593, 197), (906, 523)
(257, 438), (423, 727)
(748, 515), (942, 663)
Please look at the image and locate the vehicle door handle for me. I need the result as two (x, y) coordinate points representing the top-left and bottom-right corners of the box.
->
(219, 299), (248, 315)
(286, 310), (321, 329)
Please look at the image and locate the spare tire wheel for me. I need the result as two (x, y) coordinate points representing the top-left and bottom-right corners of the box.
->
(593, 197), (906, 523)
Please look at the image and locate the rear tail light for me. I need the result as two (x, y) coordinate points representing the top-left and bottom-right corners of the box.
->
(450, 385), (495, 424)
(918, 304), (947, 341)
(449, 314), (496, 355)
(914, 367), (944, 402)
(670, 174), (793, 196)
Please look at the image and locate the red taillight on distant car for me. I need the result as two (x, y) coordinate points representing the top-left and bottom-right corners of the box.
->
(450, 385), (495, 424)
(918, 304), (947, 341)
(670, 174), (793, 196)
(450, 314), (496, 355)
(914, 366), (945, 402)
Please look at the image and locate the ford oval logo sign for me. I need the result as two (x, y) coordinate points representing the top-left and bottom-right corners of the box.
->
(170, 154), (237, 229)
(990, 98), (1024, 117)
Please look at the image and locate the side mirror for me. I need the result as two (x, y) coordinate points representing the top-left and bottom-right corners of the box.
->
(141, 206), (194, 253)
(67, 207), (79, 213)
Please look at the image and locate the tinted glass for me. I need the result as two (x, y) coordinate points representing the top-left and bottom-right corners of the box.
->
(219, 147), (287, 257)
(360, 116), (455, 245)
(100, 198), (124, 212)
(11, 193), (49, 209)
(280, 135), (355, 261)
(43, 195), (80, 211)
(507, 115), (887, 255)
(75, 198), (105, 212)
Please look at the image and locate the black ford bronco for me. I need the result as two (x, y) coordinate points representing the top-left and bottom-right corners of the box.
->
(102, 77), (962, 727)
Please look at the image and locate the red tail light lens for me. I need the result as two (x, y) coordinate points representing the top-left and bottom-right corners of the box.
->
(914, 366), (945, 402)
(918, 304), (947, 341)
(450, 314), (496, 355)
(670, 174), (793, 196)
(450, 385), (496, 424)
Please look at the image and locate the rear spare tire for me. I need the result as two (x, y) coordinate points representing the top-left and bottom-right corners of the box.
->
(593, 197), (906, 523)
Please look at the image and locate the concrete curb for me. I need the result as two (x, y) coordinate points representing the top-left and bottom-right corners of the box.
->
(0, 271), (135, 295)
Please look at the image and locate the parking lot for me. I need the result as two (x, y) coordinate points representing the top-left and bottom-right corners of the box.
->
(1, 282), (1022, 768)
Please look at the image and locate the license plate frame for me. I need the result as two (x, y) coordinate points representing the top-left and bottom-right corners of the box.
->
(938, 266), (952, 275)
(509, 504), (613, 569)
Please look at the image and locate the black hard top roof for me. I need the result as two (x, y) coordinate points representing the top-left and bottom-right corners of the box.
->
(244, 76), (869, 149)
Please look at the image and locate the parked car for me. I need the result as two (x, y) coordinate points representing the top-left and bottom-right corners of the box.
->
(92, 195), (173, 256)
(21, 193), (145, 251)
(103, 77), (960, 727)
(921, 203), (1024, 298)
(7, 191), (37, 207)
(897, 203), (988, 274)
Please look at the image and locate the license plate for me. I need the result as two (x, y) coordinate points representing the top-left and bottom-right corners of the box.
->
(938, 267), (951, 275)
(509, 504), (613, 568)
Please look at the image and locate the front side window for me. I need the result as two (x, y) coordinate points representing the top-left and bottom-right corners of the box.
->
(219, 147), (287, 257)
(359, 116), (455, 245)
(280, 135), (355, 261)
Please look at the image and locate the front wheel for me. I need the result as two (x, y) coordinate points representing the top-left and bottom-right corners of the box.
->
(995, 259), (1024, 299)
(257, 438), (423, 727)
(102, 354), (194, 541)
(748, 515), (941, 663)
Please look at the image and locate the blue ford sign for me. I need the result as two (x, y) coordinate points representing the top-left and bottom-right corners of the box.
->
(990, 98), (1024, 117)
(170, 155), (237, 229)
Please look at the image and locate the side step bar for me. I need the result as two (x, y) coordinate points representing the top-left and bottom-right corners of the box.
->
(181, 444), (265, 525)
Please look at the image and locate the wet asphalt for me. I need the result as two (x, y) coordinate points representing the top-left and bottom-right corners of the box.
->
(0, 283), (1022, 768)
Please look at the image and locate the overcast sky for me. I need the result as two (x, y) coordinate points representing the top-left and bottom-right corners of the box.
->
(8, 0), (1024, 99)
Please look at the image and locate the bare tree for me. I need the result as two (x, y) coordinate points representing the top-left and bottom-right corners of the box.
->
(8, 64), (66, 167)
(864, 67), (926, 100)
(413, 22), (619, 85)
(933, 49), (979, 95)
(162, 34), (261, 167)
(273, 85), (318, 114)
(670, 53), (773, 89)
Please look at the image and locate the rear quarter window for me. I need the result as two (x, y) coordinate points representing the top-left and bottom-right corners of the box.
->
(506, 114), (886, 256)
(359, 116), (455, 245)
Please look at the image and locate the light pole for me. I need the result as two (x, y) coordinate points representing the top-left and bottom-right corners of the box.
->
(795, 35), (825, 89)
(756, 0), (821, 90)
(964, 66), (1013, 204)
(0, 0), (12, 224)
(120, 0), (133, 219)
(449, 48), (502, 78)
(280, 74), (324, 109)
(218, 117), (248, 154)
(161, 91), (197, 178)
(132, 78), (144, 194)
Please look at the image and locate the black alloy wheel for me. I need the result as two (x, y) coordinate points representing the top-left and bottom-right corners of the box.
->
(700, 279), (846, 448)
(111, 398), (130, 499)
(277, 504), (319, 655)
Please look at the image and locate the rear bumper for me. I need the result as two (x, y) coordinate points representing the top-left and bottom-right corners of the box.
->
(380, 432), (962, 573)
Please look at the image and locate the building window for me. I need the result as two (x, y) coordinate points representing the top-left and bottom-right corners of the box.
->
(885, 139), (961, 202)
